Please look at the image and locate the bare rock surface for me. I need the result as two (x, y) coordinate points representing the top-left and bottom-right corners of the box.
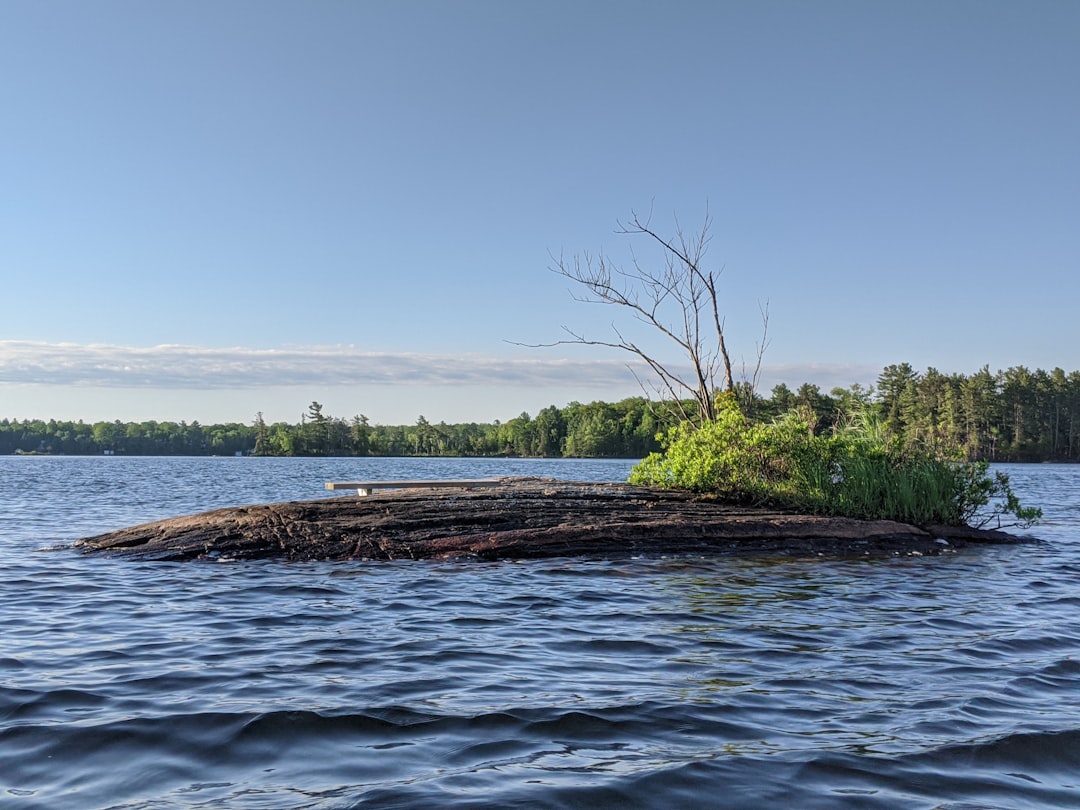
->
(74, 477), (1028, 562)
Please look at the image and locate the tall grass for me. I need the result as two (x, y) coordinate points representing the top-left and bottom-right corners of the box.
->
(629, 397), (1040, 528)
(818, 454), (962, 524)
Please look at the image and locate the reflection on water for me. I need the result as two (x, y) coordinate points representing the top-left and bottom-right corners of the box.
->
(1, 457), (1079, 808)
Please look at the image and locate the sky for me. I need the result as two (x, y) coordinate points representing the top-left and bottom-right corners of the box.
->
(2, 0), (1077, 426)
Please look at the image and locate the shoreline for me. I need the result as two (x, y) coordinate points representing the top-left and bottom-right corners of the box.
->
(73, 478), (1032, 562)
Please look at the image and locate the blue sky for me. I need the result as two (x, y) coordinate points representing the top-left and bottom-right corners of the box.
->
(2, 1), (1077, 425)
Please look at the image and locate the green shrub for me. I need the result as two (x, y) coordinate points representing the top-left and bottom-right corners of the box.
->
(629, 396), (1040, 528)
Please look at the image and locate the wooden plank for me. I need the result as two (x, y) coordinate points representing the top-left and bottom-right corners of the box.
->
(325, 478), (503, 496)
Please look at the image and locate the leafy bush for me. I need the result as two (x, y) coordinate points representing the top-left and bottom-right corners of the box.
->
(629, 396), (1040, 528)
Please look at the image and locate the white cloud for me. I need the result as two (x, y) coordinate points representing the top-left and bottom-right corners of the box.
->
(0, 341), (892, 424)
(0, 340), (883, 399)
(0, 340), (645, 389)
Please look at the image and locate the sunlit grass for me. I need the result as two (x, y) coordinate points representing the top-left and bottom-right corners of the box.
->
(629, 396), (1040, 528)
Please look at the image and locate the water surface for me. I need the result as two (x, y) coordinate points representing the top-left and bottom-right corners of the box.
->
(2, 457), (1077, 808)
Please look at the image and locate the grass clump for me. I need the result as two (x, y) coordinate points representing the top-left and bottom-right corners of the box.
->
(629, 396), (1040, 529)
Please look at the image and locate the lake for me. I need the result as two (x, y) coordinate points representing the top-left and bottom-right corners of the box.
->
(2, 456), (1078, 808)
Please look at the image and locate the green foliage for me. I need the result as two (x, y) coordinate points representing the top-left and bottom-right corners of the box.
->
(949, 462), (1043, 529)
(0, 396), (672, 459)
(629, 397), (1041, 529)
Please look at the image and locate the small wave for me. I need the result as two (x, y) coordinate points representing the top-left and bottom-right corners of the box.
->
(545, 638), (678, 656)
(0, 701), (772, 808)
(919, 726), (1080, 775)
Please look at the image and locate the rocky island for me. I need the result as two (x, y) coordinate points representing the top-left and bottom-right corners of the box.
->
(74, 477), (1028, 562)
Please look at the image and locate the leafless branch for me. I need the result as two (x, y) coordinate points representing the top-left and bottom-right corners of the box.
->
(513, 207), (768, 426)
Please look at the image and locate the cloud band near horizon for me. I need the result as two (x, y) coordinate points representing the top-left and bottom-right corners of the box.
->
(0, 340), (648, 389)
(0, 340), (879, 393)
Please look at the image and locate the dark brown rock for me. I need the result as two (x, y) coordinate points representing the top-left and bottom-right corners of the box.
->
(74, 477), (1030, 562)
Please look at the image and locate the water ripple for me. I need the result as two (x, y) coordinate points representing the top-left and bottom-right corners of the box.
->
(3, 459), (1080, 808)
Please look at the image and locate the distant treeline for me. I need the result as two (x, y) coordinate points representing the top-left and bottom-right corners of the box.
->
(2, 398), (666, 459)
(4, 364), (1080, 462)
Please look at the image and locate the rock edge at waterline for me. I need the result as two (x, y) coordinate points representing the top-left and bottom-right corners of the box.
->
(74, 477), (1030, 562)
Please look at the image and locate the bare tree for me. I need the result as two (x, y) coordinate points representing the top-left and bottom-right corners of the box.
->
(519, 207), (767, 427)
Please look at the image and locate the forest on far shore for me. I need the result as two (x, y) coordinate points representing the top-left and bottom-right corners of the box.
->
(4, 364), (1080, 463)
